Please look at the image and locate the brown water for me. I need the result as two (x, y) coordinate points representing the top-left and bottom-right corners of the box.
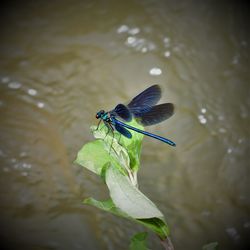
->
(0, 1), (249, 250)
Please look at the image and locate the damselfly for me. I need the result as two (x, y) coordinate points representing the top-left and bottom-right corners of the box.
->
(95, 85), (176, 147)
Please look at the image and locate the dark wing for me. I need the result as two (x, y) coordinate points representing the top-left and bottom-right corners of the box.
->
(111, 104), (132, 122)
(128, 85), (161, 117)
(138, 103), (174, 126)
(114, 122), (132, 138)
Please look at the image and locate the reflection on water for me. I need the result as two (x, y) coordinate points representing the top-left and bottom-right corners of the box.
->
(0, 1), (249, 249)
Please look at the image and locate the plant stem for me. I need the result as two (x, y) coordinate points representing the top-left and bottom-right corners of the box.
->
(160, 236), (174, 250)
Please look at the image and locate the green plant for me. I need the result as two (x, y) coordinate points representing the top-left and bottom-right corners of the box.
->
(75, 120), (173, 249)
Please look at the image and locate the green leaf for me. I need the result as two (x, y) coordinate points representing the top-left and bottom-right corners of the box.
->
(75, 120), (143, 177)
(83, 197), (132, 218)
(105, 164), (164, 219)
(74, 138), (127, 177)
(202, 242), (219, 250)
(74, 139), (111, 175)
(129, 232), (149, 250)
(83, 197), (169, 239)
(137, 218), (170, 239)
(91, 119), (144, 172)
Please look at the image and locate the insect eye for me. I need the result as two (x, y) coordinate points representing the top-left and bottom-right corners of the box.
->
(95, 114), (99, 119)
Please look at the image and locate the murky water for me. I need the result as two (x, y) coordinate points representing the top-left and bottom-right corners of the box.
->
(0, 1), (249, 249)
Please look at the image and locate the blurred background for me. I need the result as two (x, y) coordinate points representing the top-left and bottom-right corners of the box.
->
(0, 1), (249, 249)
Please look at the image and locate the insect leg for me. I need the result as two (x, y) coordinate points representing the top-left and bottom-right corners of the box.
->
(118, 133), (122, 145)
(103, 121), (115, 153)
(95, 119), (102, 131)
(103, 121), (112, 139)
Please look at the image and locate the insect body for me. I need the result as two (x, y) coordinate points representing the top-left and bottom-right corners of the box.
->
(95, 85), (176, 147)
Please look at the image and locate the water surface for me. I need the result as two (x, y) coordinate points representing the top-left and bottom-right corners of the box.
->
(0, 1), (249, 249)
